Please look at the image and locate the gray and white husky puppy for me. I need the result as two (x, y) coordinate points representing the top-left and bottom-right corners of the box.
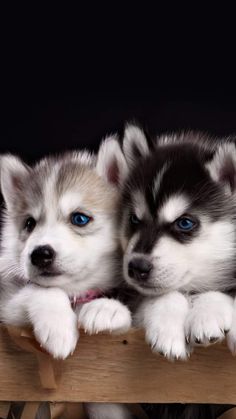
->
(120, 124), (236, 360)
(0, 137), (134, 419)
(0, 137), (132, 357)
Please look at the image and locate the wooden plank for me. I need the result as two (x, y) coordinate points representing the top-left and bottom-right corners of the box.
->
(0, 326), (236, 403)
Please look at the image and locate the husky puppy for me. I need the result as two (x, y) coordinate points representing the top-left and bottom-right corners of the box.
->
(120, 124), (236, 360)
(0, 137), (132, 360)
(0, 137), (135, 419)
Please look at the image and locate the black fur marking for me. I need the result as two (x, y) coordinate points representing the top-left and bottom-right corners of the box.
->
(122, 141), (234, 254)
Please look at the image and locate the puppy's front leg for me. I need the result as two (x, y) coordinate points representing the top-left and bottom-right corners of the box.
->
(78, 298), (132, 335)
(185, 291), (233, 346)
(1, 285), (79, 359)
(135, 291), (190, 360)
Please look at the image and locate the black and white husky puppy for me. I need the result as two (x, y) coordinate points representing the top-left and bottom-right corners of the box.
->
(0, 137), (133, 419)
(120, 124), (236, 360)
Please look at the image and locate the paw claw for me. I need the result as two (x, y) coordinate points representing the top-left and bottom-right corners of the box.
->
(209, 336), (219, 344)
(185, 335), (190, 344)
(185, 293), (233, 348)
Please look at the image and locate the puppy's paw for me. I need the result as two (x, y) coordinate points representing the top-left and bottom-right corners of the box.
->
(138, 292), (190, 361)
(146, 319), (190, 361)
(33, 310), (79, 359)
(78, 298), (132, 335)
(185, 292), (233, 346)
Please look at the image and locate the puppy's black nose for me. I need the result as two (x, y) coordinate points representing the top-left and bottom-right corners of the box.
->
(128, 258), (152, 281)
(31, 245), (55, 268)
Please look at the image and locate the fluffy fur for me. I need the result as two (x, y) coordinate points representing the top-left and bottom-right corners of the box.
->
(0, 138), (134, 419)
(0, 138), (131, 361)
(120, 124), (236, 360)
(84, 403), (133, 419)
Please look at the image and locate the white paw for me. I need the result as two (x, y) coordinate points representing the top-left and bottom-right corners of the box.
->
(146, 318), (190, 361)
(137, 292), (190, 361)
(78, 298), (132, 335)
(185, 292), (233, 346)
(33, 311), (79, 359)
(9, 286), (79, 359)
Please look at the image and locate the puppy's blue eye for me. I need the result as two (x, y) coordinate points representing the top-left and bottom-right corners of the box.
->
(71, 212), (91, 226)
(130, 214), (141, 225)
(176, 217), (195, 231)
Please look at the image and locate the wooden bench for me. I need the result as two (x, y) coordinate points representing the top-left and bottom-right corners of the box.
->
(0, 325), (236, 418)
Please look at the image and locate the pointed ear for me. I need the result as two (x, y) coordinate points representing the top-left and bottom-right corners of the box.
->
(205, 143), (236, 194)
(123, 123), (150, 167)
(96, 135), (128, 187)
(0, 154), (31, 210)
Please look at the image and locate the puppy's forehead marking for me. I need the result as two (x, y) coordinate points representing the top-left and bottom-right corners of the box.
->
(56, 163), (118, 215)
(159, 195), (189, 223)
(132, 190), (150, 219)
(152, 162), (170, 198)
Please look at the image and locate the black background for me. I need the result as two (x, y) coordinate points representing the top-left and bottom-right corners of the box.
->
(1, 11), (236, 163)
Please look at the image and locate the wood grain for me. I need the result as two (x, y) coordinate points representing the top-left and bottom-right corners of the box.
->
(1, 326), (236, 403)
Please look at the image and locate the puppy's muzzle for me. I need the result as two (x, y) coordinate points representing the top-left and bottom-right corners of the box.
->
(31, 245), (55, 269)
(128, 258), (153, 282)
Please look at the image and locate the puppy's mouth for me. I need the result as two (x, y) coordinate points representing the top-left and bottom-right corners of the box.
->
(136, 283), (157, 289)
(125, 272), (165, 295)
(39, 271), (62, 277)
(129, 281), (163, 296)
(131, 281), (162, 292)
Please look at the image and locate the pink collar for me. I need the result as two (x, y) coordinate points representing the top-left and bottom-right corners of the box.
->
(69, 289), (104, 308)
